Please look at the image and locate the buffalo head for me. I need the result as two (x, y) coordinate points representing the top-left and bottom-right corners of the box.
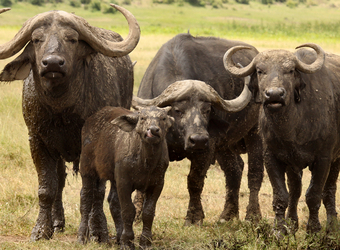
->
(133, 78), (251, 152)
(112, 106), (174, 145)
(0, 4), (140, 98)
(223, 43), (325, 111)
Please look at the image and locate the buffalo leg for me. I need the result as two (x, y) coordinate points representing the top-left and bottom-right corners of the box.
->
(30, 135), (58, 241)
(52, 158), (66, 233)
(286, 169), (302, 232)
(108, 181), (124, 244)
(264, 149), (289, 236)
(132, 190), (145, 223)
(88, 179), (108, 243)
(184, 151), (212, 226)
(139, 183), (163, 248)
(78, 174), (95, 243)
(244, 129), (263, 221)
(306, 157), (332, 233)
(217, 149), (243, 222)
(323, 158), (340, 231)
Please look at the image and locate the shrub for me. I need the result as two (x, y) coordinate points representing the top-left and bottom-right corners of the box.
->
(102, 4), (117, 13)
(69, 0), (81, 7)
(236, 0), (249, 4)
(30, 0), (44, 6)
(91, 0), (101, 11)
(286, 0), (298, 8)
(80, 0), (91, 4)
(0, 0), (12, 6)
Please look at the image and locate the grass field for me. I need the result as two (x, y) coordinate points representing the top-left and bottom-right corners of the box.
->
(1, 1), (340, 249)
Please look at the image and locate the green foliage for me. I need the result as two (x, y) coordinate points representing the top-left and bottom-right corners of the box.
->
(0, 0), (12, 7)
(286, 0), (298, 8)
(102, 4), (117, 13)
(30, 0), (44, 6)
(80, 0), (90, 4)
(261, 0), (273, 4)
(91, 0), (101, 11)
(69, 0), (81, 7)
(122, 0), (132, 4)
(235, 0), (249, 4)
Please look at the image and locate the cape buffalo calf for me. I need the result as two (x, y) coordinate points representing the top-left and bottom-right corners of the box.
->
(78, 106), (174, 249)
(225, 43), (340, 235)
(0, 5), (140, 240)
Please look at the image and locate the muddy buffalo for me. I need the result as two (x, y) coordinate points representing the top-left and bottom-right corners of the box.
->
(0, 5), (140, 240)
(224, 43), (340, 234)
(78, 106), (174, 249)
(133, 33), (264, 225)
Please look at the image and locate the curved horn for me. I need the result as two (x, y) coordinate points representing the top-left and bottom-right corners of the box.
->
(76, 4), (140, 57)
(295, 43), (325, 74)
(0, 8), (10, 14)
(0, 4), (140, 60)
(223, 45), (256, 77)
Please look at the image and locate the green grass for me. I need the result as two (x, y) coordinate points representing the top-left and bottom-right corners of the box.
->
(1, 1), (340, 249)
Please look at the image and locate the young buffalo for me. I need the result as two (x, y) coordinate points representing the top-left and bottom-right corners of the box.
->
(78, 106), (174, 249)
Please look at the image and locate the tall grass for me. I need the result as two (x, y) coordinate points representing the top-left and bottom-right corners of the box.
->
(1, 1), (340, 249)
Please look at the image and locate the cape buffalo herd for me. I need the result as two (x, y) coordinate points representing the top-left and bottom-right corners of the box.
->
(133, 33), (264, 225)
(78, 106), (174, 248)
(1, 4), (340, 247)
(225, 43), (340, 234)
(0, 5), (140, 241)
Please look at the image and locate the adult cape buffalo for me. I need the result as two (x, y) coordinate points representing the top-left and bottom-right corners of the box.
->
(134, 33), (264, 225)
(0, 5), (140, 241)
(224, 43), (340, 234)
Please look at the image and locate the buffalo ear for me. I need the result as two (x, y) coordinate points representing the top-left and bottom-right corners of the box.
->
(0, 43), (33, 81)
(294, 73), (306, 103)
(248, 73), (261, 103)
(111, 114), (139, 132)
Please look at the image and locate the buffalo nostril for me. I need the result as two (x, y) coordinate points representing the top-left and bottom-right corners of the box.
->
(188, 134), (209, 149)
(41, 55), (65, 68)
(149, 126), (160, 136)
(59, 60), (65, 66)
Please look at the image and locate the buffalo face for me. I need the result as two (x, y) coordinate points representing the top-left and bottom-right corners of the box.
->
(169, 99), (211, 152)
(254, 51), (299, 111)
(112, 106), (174, 145)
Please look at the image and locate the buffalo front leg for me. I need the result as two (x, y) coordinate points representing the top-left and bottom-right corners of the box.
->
(185, 152), (212, 226)
(29, 135), (58, 241)
(139, 181), (165, 249)
(306, 157), (332, 233)
(264, 150), (289, 237)
(244, 129), (264, 221)
(52, 158), (66, 233)
(216, 149), (243, 222)
(286, 169), (302, 233)
(108, 181), (124, 244)
(323, 159), (340, 231)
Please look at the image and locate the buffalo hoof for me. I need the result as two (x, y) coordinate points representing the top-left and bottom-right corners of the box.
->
(184, 218), (203, 226)
(306, 221), (322, 233)
(30, 222), (54, 241)
(218, 209), (239, 223)
(245, 203), (261, 222)
(139, 234), (152, 249)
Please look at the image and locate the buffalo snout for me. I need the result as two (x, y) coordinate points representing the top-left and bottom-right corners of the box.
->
(187, 133), (209, 151)
(264, 87), (286, 109)
(147, 125), (160, 137)
(41, 55), (66, 79)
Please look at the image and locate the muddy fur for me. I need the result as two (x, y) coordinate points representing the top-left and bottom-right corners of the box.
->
(135, 33), (264, 225)
(0, 10), (137, 241)
(227, 44), (340, 234)
(78, 106), (174, 249)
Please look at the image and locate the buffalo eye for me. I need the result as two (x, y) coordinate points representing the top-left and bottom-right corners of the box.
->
(69, 38), (78, 44)
(32, 39), (40, 44)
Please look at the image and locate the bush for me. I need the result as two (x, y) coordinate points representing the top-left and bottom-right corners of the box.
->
(0, 0), (12, 6)
(91, 0), (101, 11)
(30, 0), (44, 6)
(286, 0), (298, 8)
(236, 0), (249, 4)
(102, 4), (117, 13)
(261, 0), (273, 4)
(69, 0), (81, 7)
(80, 0), (91, 4)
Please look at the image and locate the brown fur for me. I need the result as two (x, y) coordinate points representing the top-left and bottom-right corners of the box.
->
(78, 106), (174, 249)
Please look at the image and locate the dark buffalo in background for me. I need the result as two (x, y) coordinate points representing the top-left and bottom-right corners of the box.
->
(134, 33), (264, 225)
(225, 43), (340, 235)
(0, 5), (140, 241)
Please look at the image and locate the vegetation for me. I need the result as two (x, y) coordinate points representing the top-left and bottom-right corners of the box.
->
(1, 0), (340, 249)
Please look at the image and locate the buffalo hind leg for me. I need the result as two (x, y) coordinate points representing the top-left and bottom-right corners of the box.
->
(323, 159), (340, 232)
(217, 149), (243, 222)
(78, 174), (95, 244)
(52, 158), (66, 233)
(88, 179), (109, 243)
